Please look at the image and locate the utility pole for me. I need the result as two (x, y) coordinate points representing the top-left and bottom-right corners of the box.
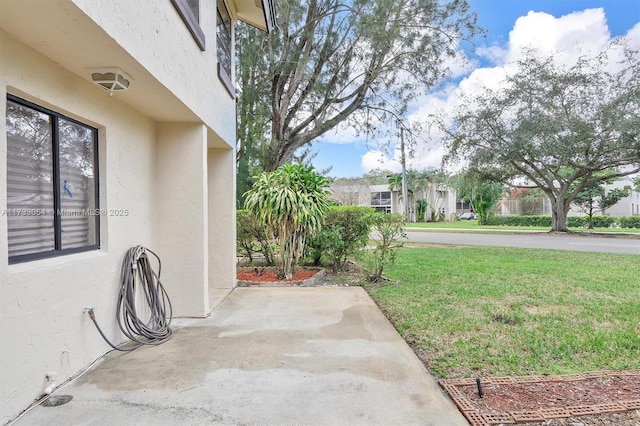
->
(399, 125), (409, 220)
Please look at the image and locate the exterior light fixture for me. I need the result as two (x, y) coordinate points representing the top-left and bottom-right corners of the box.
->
(87, 67), (132, 96)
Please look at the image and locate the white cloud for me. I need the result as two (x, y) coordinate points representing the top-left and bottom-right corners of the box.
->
(506, 9), (611, 64)
(398, 7), (636, 174)
(361, 150), (401, 173)
(360, 141), (447, 174)
(323, 8), (638, 177)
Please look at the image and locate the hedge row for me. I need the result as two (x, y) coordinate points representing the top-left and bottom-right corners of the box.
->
(485, 215), (640, 229)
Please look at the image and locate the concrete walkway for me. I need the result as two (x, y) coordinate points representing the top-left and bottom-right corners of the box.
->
(15, 287), (467, 426)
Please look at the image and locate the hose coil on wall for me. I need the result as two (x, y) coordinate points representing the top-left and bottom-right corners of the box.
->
(88, 246), (173, 351)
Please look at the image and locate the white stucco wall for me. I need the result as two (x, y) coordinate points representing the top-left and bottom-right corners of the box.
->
(155, 123), (209, 317)
(208, 146), (237, 293)
(0, 32), (158, 422)
(602, 179), (640, 217)
(1, 0), (244, 419)
(366, 184), (457, 222)
(71, 0), (236, 139)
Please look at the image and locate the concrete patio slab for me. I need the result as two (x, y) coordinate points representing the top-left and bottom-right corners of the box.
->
(14, 287), (467, 425)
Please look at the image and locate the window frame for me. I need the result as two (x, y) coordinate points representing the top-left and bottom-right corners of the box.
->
(172, 0), (206, 51)
(371, 191), (392, 207)
(217, 0), (234, 97)
(6, 94), (100, 264)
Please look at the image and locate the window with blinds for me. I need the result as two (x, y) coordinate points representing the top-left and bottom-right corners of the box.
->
(5, 96), (99, 263)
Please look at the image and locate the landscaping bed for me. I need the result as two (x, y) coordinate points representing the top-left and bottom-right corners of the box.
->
(440, 371), (640, 425)
(236, 267), (325, 287)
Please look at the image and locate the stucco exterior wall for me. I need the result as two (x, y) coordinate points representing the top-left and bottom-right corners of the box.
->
(0, 32), (158, 422)
(1, 0), (251, 418)
(601, 180), (640, 217)
(366, 184), (457, 222)
(155, 123), (210, 317)
(208, 147), (237, 293)
(71, 0), (236, 140)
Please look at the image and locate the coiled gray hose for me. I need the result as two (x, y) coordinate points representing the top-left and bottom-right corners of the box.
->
(88, 246), (172, 351)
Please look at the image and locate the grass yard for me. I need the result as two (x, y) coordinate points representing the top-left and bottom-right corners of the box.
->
(364, 246), (640, 379)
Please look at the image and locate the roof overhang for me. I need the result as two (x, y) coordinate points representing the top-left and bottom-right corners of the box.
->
(235, 0), (276, 33)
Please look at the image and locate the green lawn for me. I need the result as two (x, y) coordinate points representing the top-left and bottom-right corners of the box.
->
(364, 246), (640, 379)
(407, 221), (640, 233)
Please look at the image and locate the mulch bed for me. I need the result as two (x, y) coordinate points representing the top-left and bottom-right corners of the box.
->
(440, 371), (640, 425)
(237, 268), (319, 284)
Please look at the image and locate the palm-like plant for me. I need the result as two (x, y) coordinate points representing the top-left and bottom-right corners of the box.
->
(244, 164), (330, 279)
(388, 169), (446, 221)
(415, 199), (429, 222)
(463, 181), (504, 225)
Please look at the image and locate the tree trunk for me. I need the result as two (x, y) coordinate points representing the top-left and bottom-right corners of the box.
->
(551, 195), (569, 232)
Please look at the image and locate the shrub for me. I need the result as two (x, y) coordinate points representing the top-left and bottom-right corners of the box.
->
(483, 214), (633, 229)
(415, 199), (428, 222)
(591, 215), (616, 228)
(486, 215), (552, 227)
(367, 213), (406, 282)
(567, 216), (587, 228)
(236, 210), (275, 265)
(244, 164), (330, 279)
(620, 216), (640, 229)
(307, 206), (373, 272)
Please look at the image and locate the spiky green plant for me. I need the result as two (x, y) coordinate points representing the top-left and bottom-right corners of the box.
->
(244, 164), (330, 279)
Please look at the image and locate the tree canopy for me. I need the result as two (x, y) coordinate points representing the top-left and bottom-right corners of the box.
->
(444, 43), (640, 231)
(454, 173), (504, 225)
(236, 0), (480, 177)
(573, 178), (631, 229)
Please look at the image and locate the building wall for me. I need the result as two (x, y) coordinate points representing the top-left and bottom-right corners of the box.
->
(601, 179), (639, 217)
(1, 33), (159, 421)
(71, 0), (236, 139)
(365, 184), (457, 222)
(0, 0), (239, 420)
(497, 180), (639, 218)
(155, 123), (210, 317)
(208, 146), (237, 295)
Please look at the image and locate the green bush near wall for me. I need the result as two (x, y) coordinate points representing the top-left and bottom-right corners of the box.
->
(590, 215), (617, 228)
(486, 215), (639, 229)
(306, 206), (374, 272)
(236, 209), (275, 265)
(620, 216), (640, 228)
(567, 216), (587, 227)
(486, 215), (552, 227)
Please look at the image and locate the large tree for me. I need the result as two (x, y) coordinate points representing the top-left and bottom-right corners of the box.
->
(444, 44), (640, 232)
(573, 180), (631, 229)
(236, 0), (479, 175)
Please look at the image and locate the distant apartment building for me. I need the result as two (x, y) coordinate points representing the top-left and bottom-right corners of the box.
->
(330, 180), (457, 222)
(494, 178), (639, 217)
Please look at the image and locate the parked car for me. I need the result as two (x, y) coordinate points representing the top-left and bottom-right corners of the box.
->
(458, 212), (476, 220)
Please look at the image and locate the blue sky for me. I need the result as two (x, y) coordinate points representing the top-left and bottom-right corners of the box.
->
(309, 0), (640, 178)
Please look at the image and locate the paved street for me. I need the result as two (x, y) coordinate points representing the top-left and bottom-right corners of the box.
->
(405, 231), (640, 255)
